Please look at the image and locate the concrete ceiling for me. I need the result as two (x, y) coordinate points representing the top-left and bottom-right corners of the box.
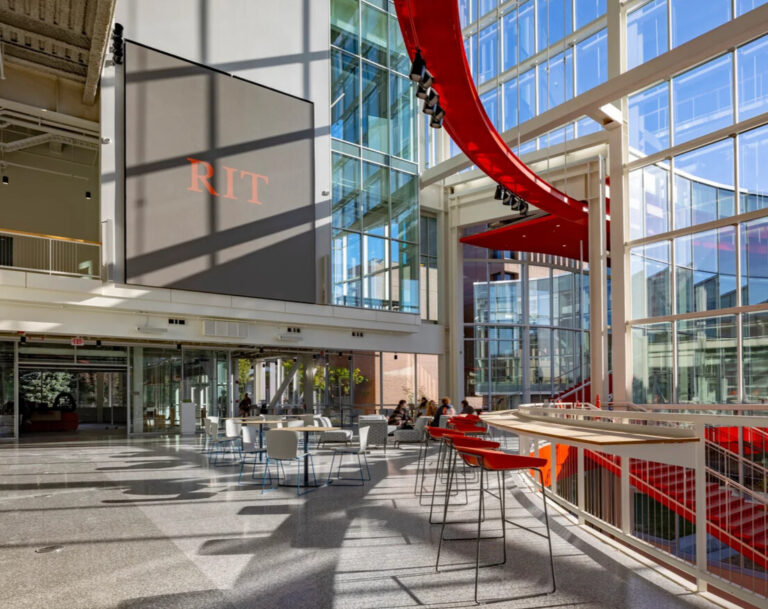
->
(0, 0), (116, 105)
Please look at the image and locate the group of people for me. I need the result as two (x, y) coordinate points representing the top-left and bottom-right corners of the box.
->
(387, 396), (477, 429)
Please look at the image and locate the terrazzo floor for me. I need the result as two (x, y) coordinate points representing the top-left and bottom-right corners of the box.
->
(0, 433), (732, 609)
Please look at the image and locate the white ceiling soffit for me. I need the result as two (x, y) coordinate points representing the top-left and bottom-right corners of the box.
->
(0, 0), (116, 105)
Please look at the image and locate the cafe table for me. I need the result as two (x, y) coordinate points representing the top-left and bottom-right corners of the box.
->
(227, 417), (285, 461)
(273, 425), (341, 488)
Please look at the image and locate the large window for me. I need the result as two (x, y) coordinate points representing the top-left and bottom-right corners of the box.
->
(576, 29), (607, 95)
(420, 216), (438, 321)
(628, 82), (669, 156)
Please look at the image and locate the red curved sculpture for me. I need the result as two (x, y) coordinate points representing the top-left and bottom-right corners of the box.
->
(394, 0), (588, 224)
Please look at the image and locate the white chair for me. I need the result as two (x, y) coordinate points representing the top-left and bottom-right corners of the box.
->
(358, 419), (388, 452)
(327, 426), (371, 485)
(394, 416), (431, 448)
(317, 415), (353, 448)
(238, 426), (267, 484)
(212, 419), (242, 466)
(261, 429), (317, 495)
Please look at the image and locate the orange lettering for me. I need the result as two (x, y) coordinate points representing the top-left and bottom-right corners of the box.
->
(220, 166), (238, 200)
(186, 157), (219, 196)
(240, 171), (269, 204)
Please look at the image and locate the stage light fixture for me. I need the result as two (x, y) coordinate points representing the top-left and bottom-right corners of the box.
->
(494, 184), (507, 200)
(433, 104), (445, 120)
(85, 191), (91, 199)
(518, 201), (529, 217)
(509, 194), (521, 210)
(409, 50), (426, 82)
(425, 88), (439, 108)
(422, 70), (434, 88)
(429, 114), (444, 128)
(415, 84), (430, 100)
(1, 175), (8, 185)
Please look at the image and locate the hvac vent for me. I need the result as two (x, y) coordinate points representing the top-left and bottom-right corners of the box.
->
(203, 320), (247, 338)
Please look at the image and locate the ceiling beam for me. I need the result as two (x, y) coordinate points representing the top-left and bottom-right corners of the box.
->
(82, 0), (115, 105)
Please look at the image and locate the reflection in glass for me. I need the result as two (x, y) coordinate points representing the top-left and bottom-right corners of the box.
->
(362, 62), (389, 153)
(672, 54), (732, 145)
(627, 0), (668, 69)
(670, 0), (730, 48)
(737, 34), (768, 121)
(631, 242), (671, 319)
(677, 316), (737, 403)
(390, 73), (416, 161)
(390, 170), (418, 242)
(575, 0), (606, 29)
(530, 327), (552, 390)
(743, 311), (768, 403)
(361, 162), (388, 236)
(629, 82), (669, 155)
(331, 0), (359, 54)
(538, 50), (573, 113)
(478, 23), (498, 84)
(673, 139), (734, 229)
(391, 240), (419, 313)
(529, 266), (552, 325)
(389, 14), (409, 75)
(333, 231), (362, 307)
(740, 217), (768, 306)
(519, 1), (535, 62)
(480, 88), (500, 131)
(632, 322), (672, 404)
(361, 3), (388, 65)
(739, 124), (768, 213)
(332, 153), (360, 232)
(537, 0), (572, 52)
(675, 227), (736, 314)
(331, 50), (360, 143)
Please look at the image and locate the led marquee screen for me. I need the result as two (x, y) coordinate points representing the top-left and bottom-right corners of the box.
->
(124, 41), (316, 303)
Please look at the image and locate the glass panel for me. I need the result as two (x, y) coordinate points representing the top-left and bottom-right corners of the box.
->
(502, 9), (518, 72)
(332, 153), (361, 232)
(627, 0), (668, 70)
(737, 0), (768, 16)
(390, 73), (416, 161)
(675, 227), (737, 314)
(381, 352), (414, 405)
(389, 14), (409, 75)
(391, 240), (419, 313)
(673, 54), (733, 146)
(142, 348), (182, 430)
(503, 77), (518, 130)
(519, 1), (535, 61)
(361, 4), (388, 65)
(670, 0), (730, 48)
(529, 266), (552, 325)
(631, 242), (671, 319)
(645, 164), (669, 237)
(331, 49), (360, 144)
(530, 327), (552, 393)
(538, 50), (573, 113)
(743, 311), (768, 403)
(363, 235), (388, 309)
(677, 316), (737, 403)
(575, 29), (607, 95)
(361, 162), (388, 236)
(538, 0), (573, 52)
(478, 22), (498, 84)
(632, 322), (673, 404)
(479, 0), (497, 18)
(331, 0), (359, 54)
(464, 34), (477, 82)
(390, 169), (418, 242)
(741, 216), (768, 306)
(458, 0), (473, 29)
(0, 342), (13, 438)
(480, 87), (500, 130)
(489, 268), (522, 324)
(518, 68), (536, 123)
(362, 62), (389, 153)
(629, 82), (669, 155)
(673, 139), (734, 229)
(553, 269), (575, 328)
(737, 34), (768, 121)
(739, 124), (768, 213)
(575, 0), (606, 29)
(333, 231), (362, 307)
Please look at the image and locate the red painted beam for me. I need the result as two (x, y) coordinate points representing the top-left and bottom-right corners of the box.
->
(394, 0), (587, 223)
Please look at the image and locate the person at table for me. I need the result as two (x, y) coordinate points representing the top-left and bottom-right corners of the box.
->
(460, 399), (475, 415)
(388, 400), (412, 429)
(417, 396), (428, 416)
(431, 396), (456, 427)
(238, 393), (252, 417)
(426, 399), (437, 417)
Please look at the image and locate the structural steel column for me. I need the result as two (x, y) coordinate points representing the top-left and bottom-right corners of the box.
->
(302, 355), (315, 413)
(589, 156), (608, 403)
(607, 0), (631, 404)
(446, 197), (464, 403)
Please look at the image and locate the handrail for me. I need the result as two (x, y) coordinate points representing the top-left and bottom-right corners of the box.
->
(0, 227), (101, 246)
(705, 437), (768, 479)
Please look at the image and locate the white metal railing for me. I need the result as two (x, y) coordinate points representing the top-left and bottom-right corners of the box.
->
(0, 228), (100, 278)
(499, 403), (768, 607)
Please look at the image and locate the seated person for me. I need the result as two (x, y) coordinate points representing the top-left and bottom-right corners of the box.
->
(388, 400), (412, 430)
(460, 399), (475, 415)
(431, 397), (456, 427)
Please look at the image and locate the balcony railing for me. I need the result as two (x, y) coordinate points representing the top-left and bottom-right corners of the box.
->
(0, 228), (100, 279)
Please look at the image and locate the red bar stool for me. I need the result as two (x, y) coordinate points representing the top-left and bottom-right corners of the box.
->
(434, 435), (501, 540)
(416, 426), (463, 506)
(451, 446), (556, 603)
(427, 428), (468, 517)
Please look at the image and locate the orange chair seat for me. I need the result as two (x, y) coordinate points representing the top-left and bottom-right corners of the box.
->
(455, 447), (547, 471)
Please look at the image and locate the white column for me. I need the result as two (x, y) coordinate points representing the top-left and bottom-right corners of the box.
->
(445, 193), (464, 403)
(131, 347), (144, 433)
(589, 155), (608, 403)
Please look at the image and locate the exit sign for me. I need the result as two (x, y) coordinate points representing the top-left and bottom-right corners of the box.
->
(71, 337), (85, 347)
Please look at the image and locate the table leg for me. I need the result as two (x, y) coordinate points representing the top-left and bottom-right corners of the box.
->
(259, 426), (264, 462)
(304, 431), (310, 486)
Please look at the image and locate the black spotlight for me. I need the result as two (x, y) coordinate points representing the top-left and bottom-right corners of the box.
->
(494, 184), (506, 200)
(425, 88), (439, 109)
(415, 84), (430, 100)
(19, 335), (26, 344)
(1, 175), (8, 185)
(429, 114), (444, 128)
(409, 50), (426, 82)
(85, 191), (91, 200)
(111, 23), (124, 65)
(422, 69), (435, 88)
(518, 201), (529, 217)
(432, 104), (445, 120)
(502, 191), (513, 206)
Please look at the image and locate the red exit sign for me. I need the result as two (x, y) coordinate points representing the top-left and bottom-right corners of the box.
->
(71, 337), (85, 346)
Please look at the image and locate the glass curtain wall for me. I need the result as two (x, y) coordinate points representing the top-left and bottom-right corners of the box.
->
(331, 0), (420, 313)
(464, 233), (592, 408)
(420, 215), (439, 321)
(627, 32), (768, 404)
